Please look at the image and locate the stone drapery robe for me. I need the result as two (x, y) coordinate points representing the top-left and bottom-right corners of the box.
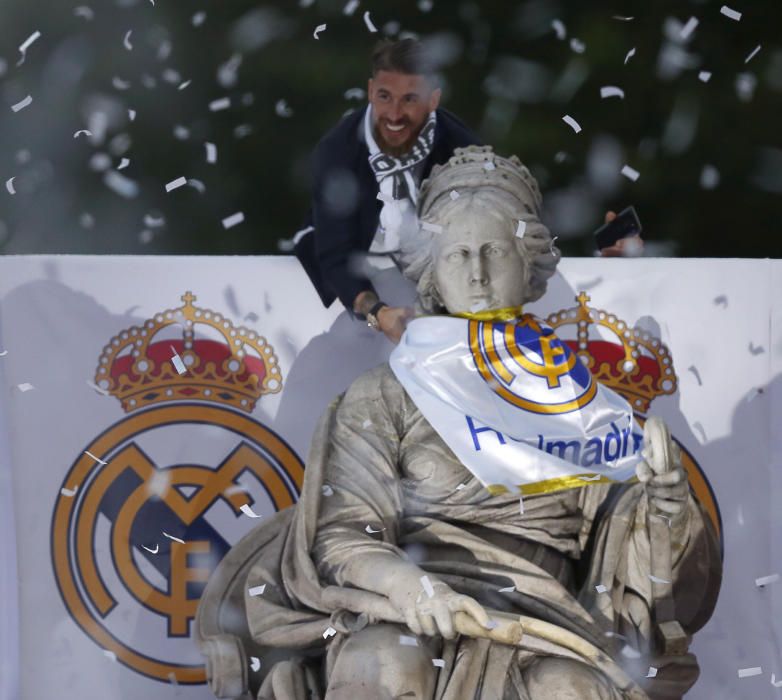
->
(242, 365), (720, 699)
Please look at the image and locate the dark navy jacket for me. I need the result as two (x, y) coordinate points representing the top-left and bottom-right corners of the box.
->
(295, 106), (481, 309)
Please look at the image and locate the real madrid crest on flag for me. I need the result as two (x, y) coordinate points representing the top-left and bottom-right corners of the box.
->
(50, 292), (303, 685)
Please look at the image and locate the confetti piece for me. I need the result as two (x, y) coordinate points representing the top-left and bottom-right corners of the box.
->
(362, 419), (373, 428)
(275, 99), (293, 117)
(621, 644), (641, 659)
(680, 17), (699, 40)
(421, 575), (435, 598)
(205, 142), (217, 164)
(85, 450), (108, 465)
(720, 6), (742, 21)
(613, 16), (634, 21)
(128, 108), (136, 121)
(449, 190), (460, 200)
(745, 45), (761, 64)
(399, 635), (418, 646)
(600, 86), (625, 99)
(484, 620), (499, 630)
(713, 294), (728, 307)
(11, 95), (33, 113)
(595, 584), (608, 594)
(60, 486), (78, 497)
(344, 87), (365, 100)
(551, 19), (566, 40)
(5, 177), (16, 195)
(421, 222), (443, 234)
(648, 574), (671, 584)
(103, 650), (117, 662)
(418, 0), (433, 10)
(646, 667), (658, 678)
(519, 495), (524, 514)
(17, 383), (34, 392)
(365, 524), (386, 534)
(432, 658), (445, 668)
(192, 11), (206, 26)
(579, 475), (602, 482)
(343, 0), (360, 15)
(772, 673), (782, 687)
(163, 531), (185, 544)
(209, 97), (231, 112)
(749, 342), (765, 355)
(73, 129), (92, 139)
(455, 482), (467, 491)
(562, 115), (582, 133)
(569, 38), (585, 54)
(250, 657), (261, 672)
(321, 484), (334, 497)
(738, 667), (762, 678)
(178, 80), (192, 90)
(248, 584), (267, 596)
(624, 47), (636, 65)
(17, 30), (41, 66)
(112, 77), (130, 90)
(515, 220), (526, 238)
(86, 380), (109, 395)
(621, 165), (640, 181)
(123, 30), (133, 50)
(170, 346), (187, 375)
(499, 585), (515, 593)
(313, 23), (327, 39)
(240, 503), (262, 518)
(483, 161), (496, 171)
(698, 71), (712, 83)
(222, 211), (245, 229)
(187, 178), (206, 193)
(323, 627), (337, 639)
(755, 574), (780, 587)
(74, 6), (94, 20)
(363, 11), (378, 32)
(687, 365), (702, 385)
(104, 170), (139, 198)
(117, 158), (130, 170)
(165, 176), (187, 192)
(142, 544), (159, 554)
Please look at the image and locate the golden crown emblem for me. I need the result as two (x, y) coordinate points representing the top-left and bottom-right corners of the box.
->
(545, 292), (676, 413)
(94, 292), (282, 413)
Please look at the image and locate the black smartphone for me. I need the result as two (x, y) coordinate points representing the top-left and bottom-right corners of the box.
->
(593, 206), (642, 250)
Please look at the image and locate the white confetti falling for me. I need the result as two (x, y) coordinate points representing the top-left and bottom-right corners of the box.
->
(205, 142), (217, 164)
(192, 11), (206, 26)
(248, 584), (267, 597)
(208, 96), (231, 112)
(772, 673), (782, 687)
(648, 574), (671, 584)
(275, 99), (293, 117)
(621, 165), (640, 181)
(104, 170), (139, 198)
(178, 80), (192, 91)
(498, 585), (515, 593)
(240, 503), (262, 518)
(562, 115), (582, 133)
(569, 38), (585, 54)
(74, 6), (94, 20)
(103, 650), (117, 662)
(455, 482), (467, 491)
(595, 584), (608, 594)
(420, 575), (435, 598)
(745, 45), (761, 64)
(112, 76), (131, 90)
(600, 86), (625, 99)
(449, 190), (460, 200)
(17, 30), (41, 66)
(86, 379), (109, 395)
(222, 211), (245, 229)
(117, 158), (130, 170)
(365, 524), (386, 534)
(363, 11), (378, 33)
(421, 222), (443, 234)
(128, 108), (136, 121)
(613, 16), (634, 21)
(5, 177), (16, 195)
(165, 176), (187, 192)
(680, 17), (699, 40)
(343, 0), (360, 15)
(322, 484), (334, 497)
(85, 450), (108, 465)
(399, 635), (418, 646)
(362, 419), (373, 429)
(123, 30), (133, 50)
(11, 95), (33, 113)
(17, 383), (34, 392)
(755, 574), (780, 587)
(250, 657), (261, 672)
(313, 23), (327, 40)
(483, 161), (496, 171)
(624, 47), (636, 65)
(187, 178), (206, 193)
(737, 667), (762, 678)
(73, 129), (92, 139)
(551, 19), (566, 40)
(432, 658), (445, 668)
(163, 532), (185, 544)
(698, 71), (712, 83)
(60, 486), (78, 498)
(142, 544), (159, 554)
(579, 475), (602, 482)
(515, 220), (526, 238)
(519, 495), (524, 515)
(621, 645), (641, 659)
(646, 667), (658, 678)
(170, 346), (187, 374)
(720, 6), (742, 21)
(323, 626), (337, 639)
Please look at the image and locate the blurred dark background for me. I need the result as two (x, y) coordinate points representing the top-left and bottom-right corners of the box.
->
(0, 0), (780, 258)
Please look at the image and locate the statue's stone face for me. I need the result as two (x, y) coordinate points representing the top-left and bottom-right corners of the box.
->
(433, 209), (528, 315)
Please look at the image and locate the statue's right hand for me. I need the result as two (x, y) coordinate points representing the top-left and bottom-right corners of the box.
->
(388, 579), (489, 640)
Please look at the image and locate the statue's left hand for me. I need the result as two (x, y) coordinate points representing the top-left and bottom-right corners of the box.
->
(377, 306), (415, 345)
(636, 416), (689, 521)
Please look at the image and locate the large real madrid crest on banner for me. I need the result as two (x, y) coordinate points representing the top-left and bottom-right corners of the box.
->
(50, 292), (303, 685)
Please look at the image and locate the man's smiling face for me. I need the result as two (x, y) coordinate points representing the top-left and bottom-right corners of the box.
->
(368, 70), (441, 157)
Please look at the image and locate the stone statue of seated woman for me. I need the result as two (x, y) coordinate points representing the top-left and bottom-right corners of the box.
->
(196, 146), (721, 700)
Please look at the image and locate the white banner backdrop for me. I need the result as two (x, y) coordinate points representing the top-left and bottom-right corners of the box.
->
(0, 255), (779, 699)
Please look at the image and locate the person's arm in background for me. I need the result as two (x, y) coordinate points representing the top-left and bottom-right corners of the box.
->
(598, 211), (645, 257)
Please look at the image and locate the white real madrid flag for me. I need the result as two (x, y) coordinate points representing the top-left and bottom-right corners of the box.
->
(390, 312), (644, 495)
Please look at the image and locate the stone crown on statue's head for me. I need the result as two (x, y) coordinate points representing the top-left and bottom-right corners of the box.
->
(94, 291), (281, 414)
(547, 292), (677, 414)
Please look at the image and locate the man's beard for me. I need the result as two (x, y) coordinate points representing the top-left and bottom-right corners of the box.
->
(373, 122), (420, 158)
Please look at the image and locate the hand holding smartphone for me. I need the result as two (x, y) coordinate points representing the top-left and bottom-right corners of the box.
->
(594, 206), (642, 251)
